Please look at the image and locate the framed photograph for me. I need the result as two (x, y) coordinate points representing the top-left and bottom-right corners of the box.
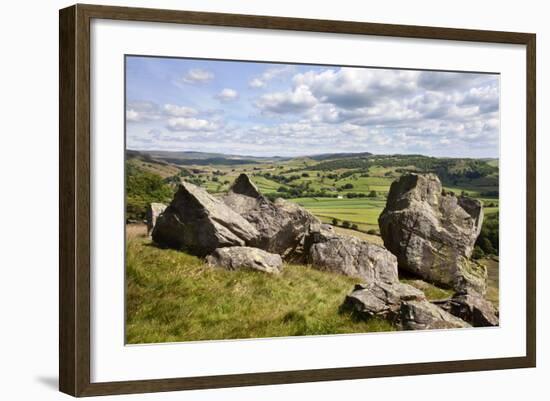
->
(59, 4), (536, 397)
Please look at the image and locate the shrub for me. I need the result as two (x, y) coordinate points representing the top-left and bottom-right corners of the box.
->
(475, 212), (499, 255)
(126, 163), (173, 221)
(472, 246), (485, 260)
(332, 218), (339, 226)
(342, 221), (351, 229)
(367, 190), (377, 198)
(479, 237), (495, 255)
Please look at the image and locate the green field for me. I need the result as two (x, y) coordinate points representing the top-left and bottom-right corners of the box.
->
(292, 197), (387, 231)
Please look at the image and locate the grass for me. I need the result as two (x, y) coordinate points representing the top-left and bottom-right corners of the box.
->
(126, 234), (395, 344)
(125, 153), (500, 342)
(400, 278), (454, 301)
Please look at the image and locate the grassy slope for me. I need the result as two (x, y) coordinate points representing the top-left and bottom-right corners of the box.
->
(125, 155), (499, 343)
(127, 158), (181, 179)
(126, 233), (395, 344)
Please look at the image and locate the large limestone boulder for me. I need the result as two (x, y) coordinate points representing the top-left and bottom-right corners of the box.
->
(378, 173), (487, 293)
(436, 290), (499, 327)
(307, 225), (398, 284)
(400, 300), (471, 330)
(152, 181), (259, 256)
(223, 174), (320, 261)
(341, 281), (472, 330)
(342, 281), (426, 321)
(146, 202), (167, 236)
(206, 246), (283, 274)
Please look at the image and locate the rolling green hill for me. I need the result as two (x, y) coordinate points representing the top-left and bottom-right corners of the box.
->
(125, 150), (499, 255)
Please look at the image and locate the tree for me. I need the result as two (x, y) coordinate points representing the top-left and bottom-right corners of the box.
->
(479, 237), (495, 255)
(332, 218), (338, 226)
(342, 221), (351, 228)
(472, 246), (485, 260)
(367, 190), (377, 198)
(125, 163), (173, 221)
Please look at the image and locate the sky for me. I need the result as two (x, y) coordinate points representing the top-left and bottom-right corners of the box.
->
(125, 56), (500, 158)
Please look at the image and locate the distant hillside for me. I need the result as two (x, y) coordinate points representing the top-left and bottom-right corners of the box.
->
(309, 151), (373, 161)
(128, 149), (376, 165)
(128, 149), (287, 166)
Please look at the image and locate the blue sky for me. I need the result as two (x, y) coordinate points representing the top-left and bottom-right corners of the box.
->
(126, 56), (499, 158)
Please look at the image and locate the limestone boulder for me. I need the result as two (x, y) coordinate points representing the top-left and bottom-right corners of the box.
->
(307, 226), (398, 284)
(342, 281), (426, 320)
(152, 181), (259, 256)
(437, 290), (499, 327)
(206, 246), (283, 274)
(400, 300), (471, 330)
(223, 174), (320, 261)
(378, 173), (487, 293)
(146, 202), (167, 236)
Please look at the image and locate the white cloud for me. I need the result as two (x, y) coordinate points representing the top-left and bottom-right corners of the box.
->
(294, 68), (419, 108)
(215, 88), (239, 102)
(127, 63), (499, 157)
(126, 109), (141, 122)
(163, 104), (198, 117)
(181, 68), (214, 84)
(249, 78), (264, 88)
(166, 117), (219, 132)
(255, 85), (317, 114)
(248, 66), (294, 88)
(126, 101), (163, 123)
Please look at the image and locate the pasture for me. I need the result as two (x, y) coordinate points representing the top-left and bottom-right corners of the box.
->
(292, 197), (386, 231)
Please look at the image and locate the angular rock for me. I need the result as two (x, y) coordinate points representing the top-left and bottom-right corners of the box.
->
(146, 202), (167, 236)
(152, 181), (259, 256)
(438, 290), (499, 327)
(223, 174), (264, 215)
(342, 281), (426, 320)
(400, 300), (471, 330)
(229, 173), (262, 198)
(307, 229), (399, 284)
(378, 173), (487, 293)
(223, 174), (320, 261)
(206, 246), (283, 274)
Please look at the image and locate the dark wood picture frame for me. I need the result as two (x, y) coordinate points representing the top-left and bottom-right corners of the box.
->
(59, 3), (536, 397)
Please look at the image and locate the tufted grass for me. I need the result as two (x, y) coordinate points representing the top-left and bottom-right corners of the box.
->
(400, 278), (455, 301)
(125, 234), (395, 344)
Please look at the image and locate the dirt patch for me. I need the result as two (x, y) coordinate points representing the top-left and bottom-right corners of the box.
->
(126, 223), (148, 240)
